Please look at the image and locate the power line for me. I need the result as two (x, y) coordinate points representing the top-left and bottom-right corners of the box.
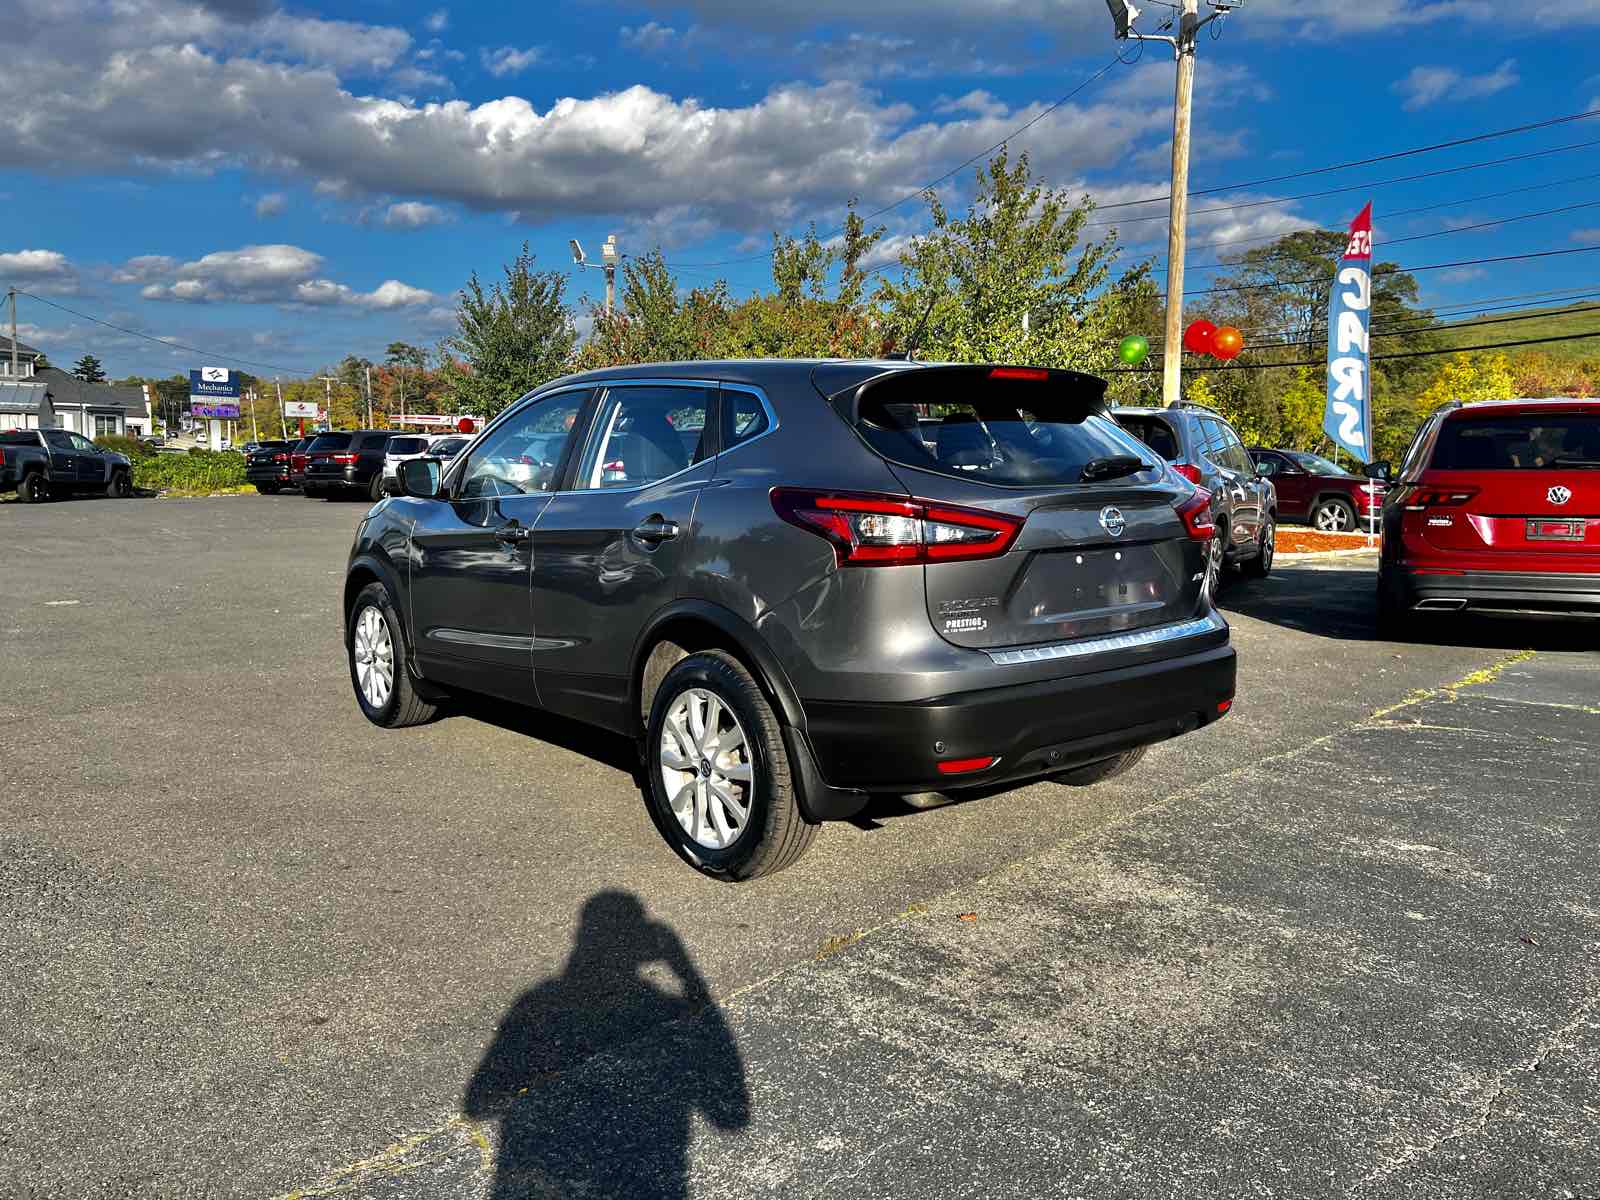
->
(1094, 107), (1600, 214)
(1110, 328), (1600, 373)
(11, 289), (317, 376)
(1185, 245), (1600, 297)
(1226, 303), (1600, 352)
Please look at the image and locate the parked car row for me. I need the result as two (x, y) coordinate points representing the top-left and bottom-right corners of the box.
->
(247, 431), (468, 500)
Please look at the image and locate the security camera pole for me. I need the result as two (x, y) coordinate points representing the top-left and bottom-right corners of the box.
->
(569, 235), (622, 316)
(1107, 0), (1242, 407)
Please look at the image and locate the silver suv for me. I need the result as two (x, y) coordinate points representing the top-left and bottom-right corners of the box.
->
(344, 361), (1236, 880)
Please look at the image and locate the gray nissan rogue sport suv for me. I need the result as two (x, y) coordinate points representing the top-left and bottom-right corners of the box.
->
(344, 360), (1236, 880)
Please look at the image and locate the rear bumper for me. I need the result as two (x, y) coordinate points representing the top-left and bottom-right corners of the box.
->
(800, 640), (1236, 793)
(245, 466), (291, 483)
(1405, 568), (1600, 614)
(305, 468), (367, 490)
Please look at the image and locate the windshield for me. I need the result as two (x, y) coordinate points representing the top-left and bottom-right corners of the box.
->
(1432, 414), (1600, 470)
(307, 433), (352, 452)
(854, 372), (1153, 487)
(1287, 452), (1354, 477)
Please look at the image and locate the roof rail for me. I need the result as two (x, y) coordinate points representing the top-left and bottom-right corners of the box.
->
(1176, 401), (1221, 416)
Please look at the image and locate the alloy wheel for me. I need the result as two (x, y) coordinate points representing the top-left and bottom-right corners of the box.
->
(1315, 502), (1353, 533)
(1260, 520), (1275, 569)
(1201, 534), (1224, 603)
(659, 687), (753, 851)
(352, 605), (395, 710)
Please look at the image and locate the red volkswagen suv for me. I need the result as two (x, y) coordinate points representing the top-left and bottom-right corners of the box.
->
(1376, 398), (1600, 630)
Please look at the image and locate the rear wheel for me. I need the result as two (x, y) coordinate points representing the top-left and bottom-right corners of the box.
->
(348, 581), (437, 728)
(1052, 746), (1147, 787)
(645, 651), (816, 881)
(256, 483), (279, 495)
(18, 471), (46, 503)
(1313, 497), (1356, 534)
(1243, 515), (1275, 578)
(1201, 523), (1226, 603)
(1376, 568), (1417, 641)
(303, 485), (323, 499)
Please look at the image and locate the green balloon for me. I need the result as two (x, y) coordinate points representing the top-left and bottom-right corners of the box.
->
(1118, 335), (1150, 365)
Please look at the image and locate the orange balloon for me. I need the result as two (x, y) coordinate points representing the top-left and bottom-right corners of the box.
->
(1212, 325), (1244, 361)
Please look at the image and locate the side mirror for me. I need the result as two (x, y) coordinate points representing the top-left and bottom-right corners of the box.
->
(1255, 462), (1274, 478)
(396, 457), (442, 498)
(1364, 460), (1392, 482)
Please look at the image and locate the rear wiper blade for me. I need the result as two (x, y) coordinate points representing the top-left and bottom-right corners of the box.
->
(1080, 455), (1148, 483)
(1552, 457), (1600, 468)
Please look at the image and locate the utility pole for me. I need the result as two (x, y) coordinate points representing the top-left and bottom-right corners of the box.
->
(319, 375), (336, 429)
(249, 389), (259, 444)
(364, 363), (373, 428)
(8, 288), (17, 379)
(568, 235), (623, 317)
(276, 378), (288, 438)
(1106, 0), (1242, 407)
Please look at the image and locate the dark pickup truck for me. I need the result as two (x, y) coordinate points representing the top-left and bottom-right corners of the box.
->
(0, 428), (134, 502)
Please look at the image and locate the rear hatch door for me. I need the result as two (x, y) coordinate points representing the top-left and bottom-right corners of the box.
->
(1415, 409), (1600, 563)
(838, 366), (1202, 650)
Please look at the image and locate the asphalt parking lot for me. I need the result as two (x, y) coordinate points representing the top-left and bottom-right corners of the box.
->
(3, 495), (1596, 1199)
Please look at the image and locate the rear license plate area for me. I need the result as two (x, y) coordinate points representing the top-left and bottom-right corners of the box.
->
(1527, 518), (1584, 542)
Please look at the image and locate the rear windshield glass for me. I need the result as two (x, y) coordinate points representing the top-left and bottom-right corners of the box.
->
(430, 437), (468, 457)
(307, 433), (352, 452)
(1115, 415), (1180, 461)
(1432, 414), (1600, 470)
(0, 430), (42, 445)
(387, 437), (429, 455)
(854, 374), (1155, 486)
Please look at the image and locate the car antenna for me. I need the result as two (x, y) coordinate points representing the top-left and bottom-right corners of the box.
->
(887, 294), (939, 362)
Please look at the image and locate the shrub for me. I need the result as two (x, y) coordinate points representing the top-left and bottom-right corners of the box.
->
(95, 434), (154, 460)
(133, 450), (247, 493)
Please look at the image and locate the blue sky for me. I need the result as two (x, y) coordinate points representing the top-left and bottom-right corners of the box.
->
(4, 0), (1599, 378)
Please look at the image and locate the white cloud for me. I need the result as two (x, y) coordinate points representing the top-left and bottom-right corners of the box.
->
(1573, 228), (1600, 243)
(250, 11), (412, 74)
(0, 248), (77, 287)
(132, 243), (434, 309)
(254, 192), (287, 218)
(619, 22), (680, 55)
(423, 8), (449, 34)
(381, 201), (450, 229)
(1393, 59), (1519, 111)
(481, 45), (545, 77)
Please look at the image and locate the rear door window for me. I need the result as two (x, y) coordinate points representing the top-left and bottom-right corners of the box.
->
(1431, 415), (1600, 470)
(855, 373), (1153, 486)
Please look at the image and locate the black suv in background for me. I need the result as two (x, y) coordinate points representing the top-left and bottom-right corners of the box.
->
(303, 430), (393, 501)
(345, 360), (1237, 881)
(1112, 403), (1277, 591)
(245, 440), (297, 494)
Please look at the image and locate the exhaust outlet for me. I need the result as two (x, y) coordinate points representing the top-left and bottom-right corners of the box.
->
(1415, 598), (1468, 611)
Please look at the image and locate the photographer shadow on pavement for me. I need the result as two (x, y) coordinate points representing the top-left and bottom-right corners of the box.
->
(462, 891), (749, 1200)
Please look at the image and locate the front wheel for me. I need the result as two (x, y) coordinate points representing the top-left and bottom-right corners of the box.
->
(645, 651), (816, 881)
(1313, 497), (1357, 534)
(18, 472), (46, 503)
(368, 473), (385, 502)
(348, 582), (438, 728)
(106, 470), (133, 499)
(1052, 746), (1147, 787)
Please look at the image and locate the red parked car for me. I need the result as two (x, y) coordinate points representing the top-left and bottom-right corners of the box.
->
(1248, 447), (1383, 533)
(288, 435), (317, 491)
(1376, 397), (1600, 629)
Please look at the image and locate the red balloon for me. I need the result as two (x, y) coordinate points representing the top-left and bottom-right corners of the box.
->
(1212, 326), (1244, 361)
(1183, 320), (1217, 356)
(457, 417), (475, 434)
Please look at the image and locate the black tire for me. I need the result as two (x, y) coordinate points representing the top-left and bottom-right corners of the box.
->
(644, 650), (816, 882)
(1312, 497), (1357, 534)
(1203, 520), (1227, 601)
(368, 473), (385, 502)
(303, 485), (323, 499)
(18, 471), (46, 503)
(1376, 568), (1417, 641)
(106, 470), (133, 499)
(256, 484), (279, 495)
(347, 581), (438, 729)
(1243, 514), (1275, 578)
(1051, 746), (1147, 787)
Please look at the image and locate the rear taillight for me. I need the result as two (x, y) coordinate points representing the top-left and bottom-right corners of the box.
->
(0, 449), (6, 467)
(771, 489), (1022, 567)
(1402, 486), (1478, 512)
(273, 453), (288, 462)
(332, 453), (358, 465)
(1176, 490), (1216, 540)
(1171, 462), (1204, 487)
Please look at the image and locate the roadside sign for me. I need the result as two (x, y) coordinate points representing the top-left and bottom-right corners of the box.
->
(282, 400), (318, 418)
(190, 367), (241, 418)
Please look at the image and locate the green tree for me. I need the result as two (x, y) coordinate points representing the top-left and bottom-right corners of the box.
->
(578, 252), (733, 368)
(441, 243), (577, 418)
(385, 342), (428, 423)
(72, 354), (107, 383)
(876, 148), (1154, 372)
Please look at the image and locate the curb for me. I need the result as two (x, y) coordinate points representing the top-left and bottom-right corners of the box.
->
(1274, 545), (1380, 563)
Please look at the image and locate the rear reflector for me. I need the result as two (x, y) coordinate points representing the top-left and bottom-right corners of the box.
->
(771, 489), (1022, 567)
(1217, 699), (1232, 715)
(937, 756), (999, 776)
(1409, 567), (1465, 576)
(988, 366), (1050, 381)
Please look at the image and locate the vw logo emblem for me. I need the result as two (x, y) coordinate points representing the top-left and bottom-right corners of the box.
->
(1548, 485), (1572, 506)
(1099, 506), (1126, 538)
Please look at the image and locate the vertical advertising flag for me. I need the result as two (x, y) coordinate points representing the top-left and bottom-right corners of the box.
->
(1324, 203), (1374, 463)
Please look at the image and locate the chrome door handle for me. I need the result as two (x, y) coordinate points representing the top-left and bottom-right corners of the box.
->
(633, 518), (680, 544)
(494, 522), (530, 545)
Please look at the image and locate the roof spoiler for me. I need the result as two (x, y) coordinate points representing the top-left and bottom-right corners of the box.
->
(817, 363), (1110, 426)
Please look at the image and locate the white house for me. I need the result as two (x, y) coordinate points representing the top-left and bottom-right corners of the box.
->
(0, 338), (152, 436)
